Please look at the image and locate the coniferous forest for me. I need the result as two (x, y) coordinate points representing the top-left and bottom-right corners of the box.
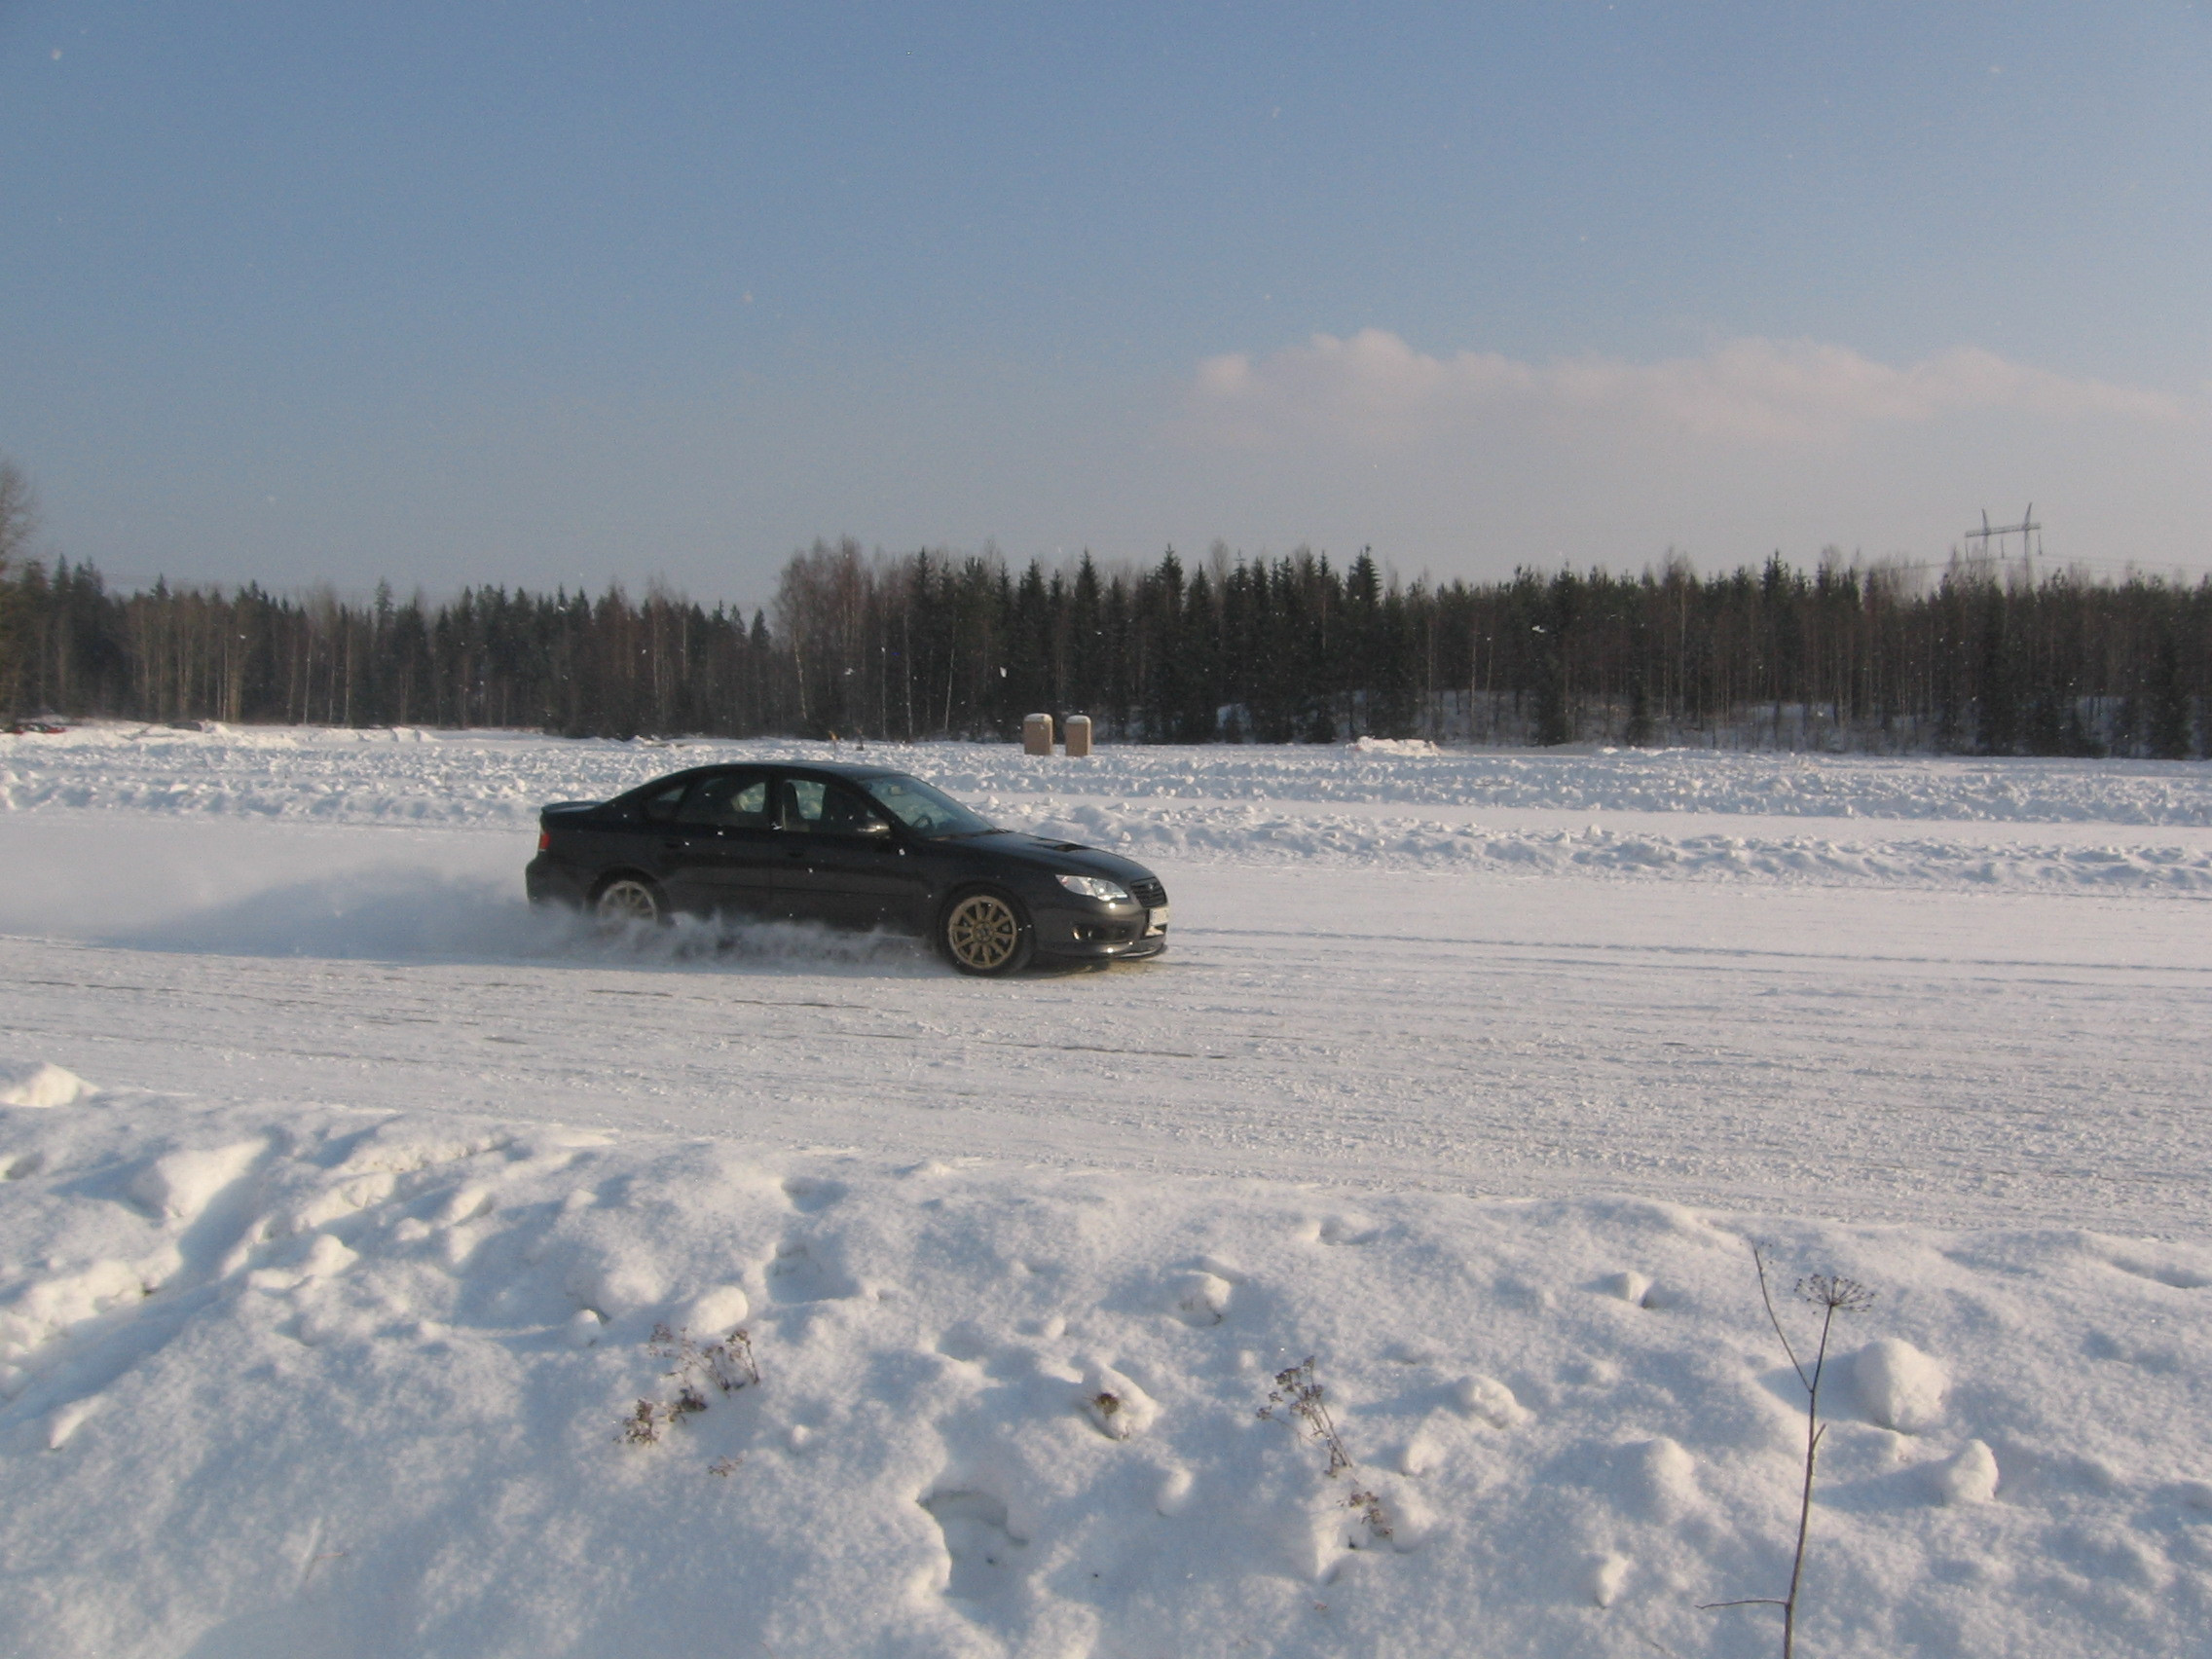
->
(1, 534), (2207, 757)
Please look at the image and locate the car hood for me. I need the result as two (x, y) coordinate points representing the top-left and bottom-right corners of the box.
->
(962, 833), (1159, 888)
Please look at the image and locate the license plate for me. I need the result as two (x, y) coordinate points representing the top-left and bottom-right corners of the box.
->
(1145, 905), (1170, 936)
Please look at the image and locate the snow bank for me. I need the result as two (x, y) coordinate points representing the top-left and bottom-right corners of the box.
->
(13, 726), (2212, 830)
(3, 1088), (2208, 1657)
(1003, 798), (2212, 893)
(14, 728), (2212, 900)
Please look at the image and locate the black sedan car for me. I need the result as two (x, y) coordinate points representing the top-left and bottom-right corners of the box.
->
(525, 760), (1169, 975)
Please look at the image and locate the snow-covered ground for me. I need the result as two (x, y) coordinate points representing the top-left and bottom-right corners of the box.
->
(4, 725), (2210, 1657)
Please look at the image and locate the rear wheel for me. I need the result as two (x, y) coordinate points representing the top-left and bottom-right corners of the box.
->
(941, 889), (1033, 976)
(592, 874), (666, 928)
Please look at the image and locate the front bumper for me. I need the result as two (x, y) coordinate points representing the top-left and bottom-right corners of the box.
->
(1028, 900), (1168, 963)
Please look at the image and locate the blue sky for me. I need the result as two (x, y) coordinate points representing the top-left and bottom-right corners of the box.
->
(4, 2), (2209, 601)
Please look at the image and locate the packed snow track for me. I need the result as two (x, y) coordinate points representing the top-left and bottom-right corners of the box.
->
(4, 732), (2210, 1235)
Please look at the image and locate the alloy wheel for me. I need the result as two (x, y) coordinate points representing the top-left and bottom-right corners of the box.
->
(944, 892), (1025, 974)
(593, 877), (663, 928)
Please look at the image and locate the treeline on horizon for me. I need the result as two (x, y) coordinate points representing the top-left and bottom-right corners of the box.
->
(2, 536), (2208, 758)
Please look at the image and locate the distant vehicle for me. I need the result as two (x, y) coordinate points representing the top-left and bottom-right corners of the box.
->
(526, 761), (1168, 976)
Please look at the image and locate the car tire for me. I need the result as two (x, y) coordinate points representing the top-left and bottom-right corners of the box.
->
(591, 873), (668, 928)
(940, 888), (1034, 976)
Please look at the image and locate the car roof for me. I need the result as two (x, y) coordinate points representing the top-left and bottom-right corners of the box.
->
(784, 759), (907, 779)
(752, 758), (905, 782)
(625, 757), (908, 793)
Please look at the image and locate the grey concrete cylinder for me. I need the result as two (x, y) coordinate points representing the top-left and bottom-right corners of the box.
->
(1022, 713), (1053, 756)
(1063, 714), (1092, 756)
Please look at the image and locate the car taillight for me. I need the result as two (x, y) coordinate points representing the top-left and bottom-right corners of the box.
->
(536, 830), (550, 852)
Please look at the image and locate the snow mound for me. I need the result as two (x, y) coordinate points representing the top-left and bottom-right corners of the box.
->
(128, 1141), (265, 1223)
(4, 1092), (2202, 1656)
(679, 1284), (753, 1332)
(1453, 1374), (1531, 1428)
(1855, 1337), (1949, 1432)
(1615, 1435), (1702, 1521)
(1931, 1438), (2001, 1505)
(1346, 736), (1440, 756)
(0, 1061), (90, 1110)
(1079, 1362), (1160, 1441)
(1, 1256), (160, 1369)
(1588, 1550), (1632, 1607)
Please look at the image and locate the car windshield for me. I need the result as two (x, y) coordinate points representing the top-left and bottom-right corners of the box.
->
(859, 774), (999, 839)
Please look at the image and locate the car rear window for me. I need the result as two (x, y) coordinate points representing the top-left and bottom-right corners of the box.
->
(639, 780), (689, 824)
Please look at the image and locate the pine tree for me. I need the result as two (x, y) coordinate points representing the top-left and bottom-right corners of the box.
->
(2146, 631), (2194, 759)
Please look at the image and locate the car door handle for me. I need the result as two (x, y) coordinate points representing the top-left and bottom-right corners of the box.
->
(660, 838), (685, 851)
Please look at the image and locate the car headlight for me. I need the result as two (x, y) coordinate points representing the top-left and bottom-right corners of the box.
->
(1056, 873), (1132, 903)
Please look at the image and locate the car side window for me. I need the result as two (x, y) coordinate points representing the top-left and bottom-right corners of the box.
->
(777, 778), (824, 830)
(778, 779), (891, 837)
(821, 783), (893, 837)
(675, 771), (771, 829)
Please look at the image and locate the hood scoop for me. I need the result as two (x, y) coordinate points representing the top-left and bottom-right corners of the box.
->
(1016, 834), (1096, 853)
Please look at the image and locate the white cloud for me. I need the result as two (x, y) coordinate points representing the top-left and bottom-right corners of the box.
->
(1187, 329), (2188, 448)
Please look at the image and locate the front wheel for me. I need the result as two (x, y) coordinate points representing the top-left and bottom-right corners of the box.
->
(940, 889), (1033, 976)
(592, 874), (666, 929)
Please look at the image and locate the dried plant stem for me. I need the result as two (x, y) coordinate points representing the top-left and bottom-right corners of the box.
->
(1258, 1356), (1392, 1542)
(1702, 1246), (1873, 1659)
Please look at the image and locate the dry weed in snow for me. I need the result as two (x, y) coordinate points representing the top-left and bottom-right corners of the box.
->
(622, 1323), (760, 1448)
(1704, 1249), (1878, 1659)
(1259, 1355), (1394, 1544)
